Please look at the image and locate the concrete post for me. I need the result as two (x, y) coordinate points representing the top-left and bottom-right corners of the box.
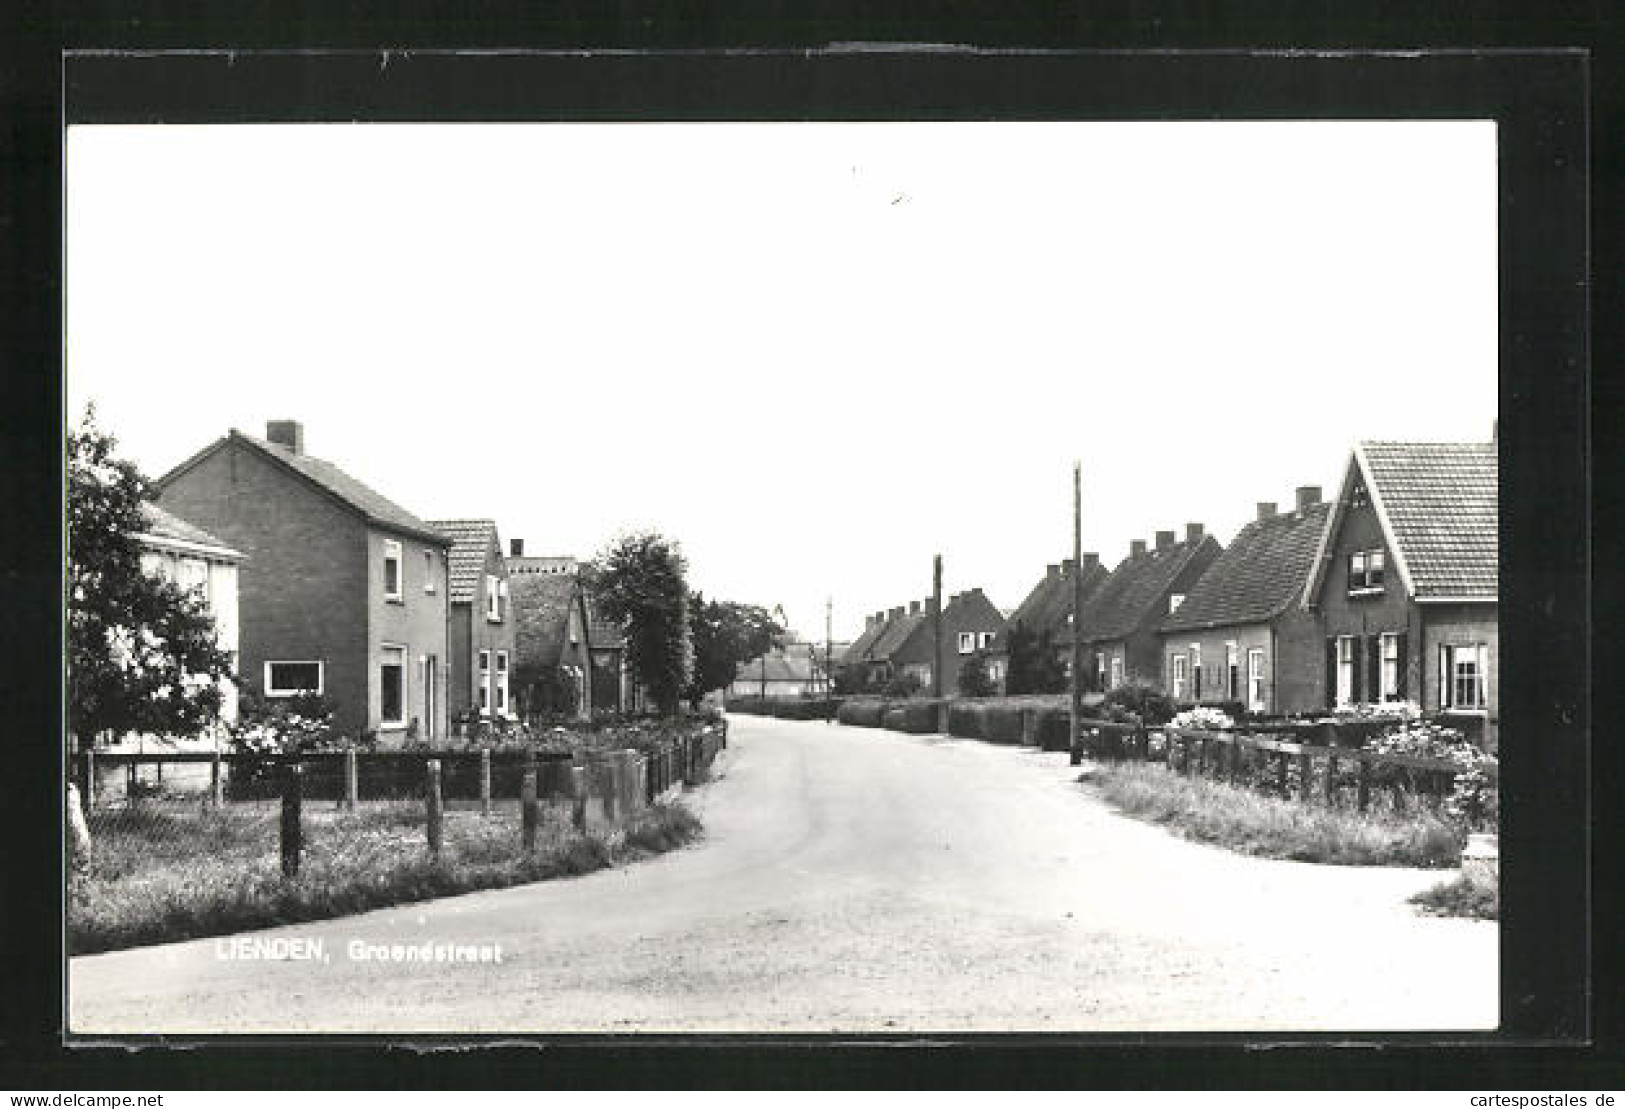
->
(280, 762), (303, 878)
(425, 759), (444, 858)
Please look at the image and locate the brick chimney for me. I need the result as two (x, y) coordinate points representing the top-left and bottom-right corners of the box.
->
(1062, 558), (1076, 575)
(266, 420), (304, 454)
(1082, 552), (1100, 570)
(909, 600), (921, 615)
(1256, 501), (1278, 520)
(890, 606), (905, 620)
(1296, 485), (1322, 510)
(1185, 522), (1204, 543)
(1130, 539), (1147, 558)
(510, 537), (524, 557)
(1046, 563), (1060, 579)
(1155, 530), (1175, 551)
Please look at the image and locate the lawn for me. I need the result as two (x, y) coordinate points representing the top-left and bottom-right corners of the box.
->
(1089, 761), (1463, 868)
(69, 798), (701, 954)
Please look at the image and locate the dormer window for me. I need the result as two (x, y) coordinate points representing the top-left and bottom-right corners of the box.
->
(1168, 593), (1186, 613)
(1348, 549), (1386, 595)
(383, 540), (403, 601)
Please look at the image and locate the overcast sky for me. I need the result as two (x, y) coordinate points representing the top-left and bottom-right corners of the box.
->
(66, 121), (1496, 641)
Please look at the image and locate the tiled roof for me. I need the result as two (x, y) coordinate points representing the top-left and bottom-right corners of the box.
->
(138, 502), (242, 558)
(869, 612), (928, 661)
(842, 617), (889, 664)
(995, 561), (1109, 650)
(1079, 536), (1222, 643)
(428, 519), (499, 604)
(1359, 440), (1498, 599)
(1161, 503), (1330, 632)
(510, 573), (579, 670)
(583, 591), (624, 651)
(222, 432), (451, 547)
(735, 651), (817, 684)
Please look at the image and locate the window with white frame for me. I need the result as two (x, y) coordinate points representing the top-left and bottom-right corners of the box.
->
(1168, 593), (1186, 614)
(1336, 635), (1356, 705)
(383, 540), (403, 601)
(1110, 656), (1124, 689)
(1380, 632), (1402, 701)
(1441, 643), (1488, 710)
(1347, 549), (1386, 594)
(423, 550), (436, 593)
(1171, 654), (1188, 699)
(265, 660), (324, 697)
(380, 645), (406, 728)
(1247, 648), (1265, 712)
(1226, 642), (1240, 701)
(1190, 644), (1202, 699)
(485, 575), (501, 622)
(957, 632), (975, 655)
(977, 631), (995, 650)
(1096, 655), (1108, 688)
(478, 649), (492, 715)
(494, 650), (509, 716)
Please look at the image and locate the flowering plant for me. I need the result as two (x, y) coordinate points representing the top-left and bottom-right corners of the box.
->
(1169, 706), (1235, 732)
(1324, 699), (1423, 722)
(1364, 719), (1497, 833)
(231, 692), (343, 754)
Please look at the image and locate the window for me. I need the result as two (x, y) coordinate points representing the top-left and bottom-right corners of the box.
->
(423, 550), (436, 593)
(179, 557), (210, 603)
(1336, 636), (1355, 705)
(1096, 655), (1108, 689)
(485, 574), (501, 622)
(380, 646), (406, 727)
(1190, 644), (1202, 700)
(265, 660), (323, 697)
(1347, 548), (1386, 594)
(478, 650), (492, 715)
(1168, 593), (1186, 614)
(1226, 642), (1240, 701)
(383, 540), (403, 601)
(1380, 633), (1402, 701)
(977, 631), (995, 650)
(1247, 649), (1266, 712)
(1171, 654), (1188, 700)
(494, 650), (509, 716)
(957, 632), (975, 655)
(1110, 656), (1124, 689)
(1441, 643), (1488, 710)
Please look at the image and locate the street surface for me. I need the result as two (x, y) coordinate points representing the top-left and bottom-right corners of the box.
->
(70, 714), (1497, 1033)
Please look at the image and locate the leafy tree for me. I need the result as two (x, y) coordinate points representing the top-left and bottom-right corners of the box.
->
(956, 652), (997, 698)
(882, 670), (923, 698)
(1005, 620), (1068, 695)
(585, 531), (693, 717)
(68, 406), (236, 750)
(1102, 678), (1177, 726)
(832, 664), (871, 696)
(685, 593), (787, 708)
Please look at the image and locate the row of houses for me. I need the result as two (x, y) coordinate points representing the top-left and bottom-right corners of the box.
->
(125, 420), (640, 748)
(842, 436), (1499, 744)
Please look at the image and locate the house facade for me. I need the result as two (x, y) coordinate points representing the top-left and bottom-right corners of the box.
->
(507, 568), (594, 720)
(1158, 488), (1329, 715)
(430, 519), (519, 723)
(841, 590), (1005, 694)
(1302, 439), (1498, 746)
(154, 421), (452, 745)
(987, 554), (1109, 692)
(1079, 525), (1223, 692)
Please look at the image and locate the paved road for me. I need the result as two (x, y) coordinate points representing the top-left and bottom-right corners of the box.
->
(70, 715), (1497, 1033)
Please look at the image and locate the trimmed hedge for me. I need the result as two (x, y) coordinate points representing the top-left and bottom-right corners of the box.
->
(882, 702), (940, 734)
(770, 699), (839, 720)
(981, 705), (1025, 745)
(947, 704), (984, 739)
(1036, 708), (1072, 751)
(838, 701), (886, 728)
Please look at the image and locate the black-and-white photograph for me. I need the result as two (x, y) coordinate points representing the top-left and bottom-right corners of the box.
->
(58, 58), (1539, 1040)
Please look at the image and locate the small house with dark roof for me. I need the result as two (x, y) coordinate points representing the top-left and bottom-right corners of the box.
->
(154, 421), (452, 745)
(840, 590), (1005, 694)
(429, 519), (518, 724)
(1158, 488), (1330, 714)
(133, 502), (246, 732)
(506, 570), (593, 720)
(1302, 439), (1498, 743)
(986, 554), (1109, 692)
(1078, 524), (1223, 692)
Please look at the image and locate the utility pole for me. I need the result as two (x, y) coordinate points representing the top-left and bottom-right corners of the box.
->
(1071, 461), (1086, 765)
(825, 596), (834, 701)
(932, 553), (946, 732)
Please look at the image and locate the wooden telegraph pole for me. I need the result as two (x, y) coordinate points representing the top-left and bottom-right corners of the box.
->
(1070, 462), (1086, 765)
(932, 554), (946, 732)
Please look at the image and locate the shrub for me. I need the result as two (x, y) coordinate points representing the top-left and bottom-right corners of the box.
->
(1169, 706), (1235, 732)
(882, 701), (938, 734)
(1035, 708), (1072, 751)
(882, 671), (924, 698)
(1102, 680), (1177, 726)
(1410, 872), (1498, 920)
(947, 704), (984, 739)
(1365, 719), (1497, 834)
(838, 701), (886, 728)
(981, 705), (1025, 745)
(956, 654), (997, 698)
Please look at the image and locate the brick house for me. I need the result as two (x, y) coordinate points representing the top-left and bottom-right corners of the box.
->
(505, 565), (594, 721)
(1302, 439), (1498, 745)
(841, 589), (1005, 694)
(154, 421), (452, 745)
(986, 554), (1109, 692)
(1157, 488), (1330, 715)
(429, 519), (519, 724)
(1079, 525), (1223, 692)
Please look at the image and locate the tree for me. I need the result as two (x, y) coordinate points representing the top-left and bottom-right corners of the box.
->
(68, 406), (236, 750)
(585, 531), (693, 716)
(685, 593), (787, 708)
(957, 653), (997, 698)
(1005, 620), (1068, 695)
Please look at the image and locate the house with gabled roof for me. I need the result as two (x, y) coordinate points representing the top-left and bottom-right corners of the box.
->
(1159, 487), (1330, 714)
(429, 519), (518, 724)
(154, 421), (451, 745)
(986, 554), (1109, 692)
(1302, 438), (1498, 745)
(1078, 524), (1223, 692)
(505, 567), (593, 720)
(840, 590), (1005, 694)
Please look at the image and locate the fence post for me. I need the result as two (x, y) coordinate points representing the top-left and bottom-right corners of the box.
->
(570, 765), (588, 832)
(1165, 730), (1177, 772)
(1391, 771), (1408, 815)
(83, 749), (96, 810)
(1296, 751), (1312, 802)
(521, 751), (539, 854)
(1275, 751), (1289, 795)
(425, 759), (444, 858)
(480, 748), (492, 818)
(1324, 753), (1338, 806)
(1357, 758), (1372, 813)
(343, 748), (358, 810)
(280, 761), (303, 878)
(210, 749), (224, 808)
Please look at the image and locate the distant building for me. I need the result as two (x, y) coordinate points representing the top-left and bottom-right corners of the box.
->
(1078, 525), (1223, 692)
(987, 554), (1109, 691)
(430, 519), (518, 723)
(155, 420), (453, 745)
(841, 589), (1005, 694)
(507, 569), (594, 720)
(730, 641), (850, 699)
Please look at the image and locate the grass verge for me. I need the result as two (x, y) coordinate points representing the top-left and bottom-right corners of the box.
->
(1410, 873), (1498, 920)
(69, 801), (702, 955)
(1090, 762), (1461, 867)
